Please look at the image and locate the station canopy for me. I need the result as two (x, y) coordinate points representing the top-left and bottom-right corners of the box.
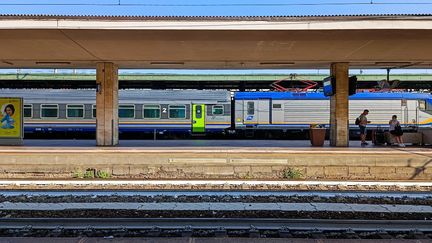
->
(1, 14), (432, 69)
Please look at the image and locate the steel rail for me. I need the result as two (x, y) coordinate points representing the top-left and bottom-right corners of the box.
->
(0, 218), (431, 232)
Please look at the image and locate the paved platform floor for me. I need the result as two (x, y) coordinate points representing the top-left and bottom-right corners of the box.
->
(0, 139), (431, 181)
(2, 139), (431, 152)
(21, 139), (361, 148)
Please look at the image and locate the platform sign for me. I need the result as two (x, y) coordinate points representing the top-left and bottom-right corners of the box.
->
(323, 76), (335, 97)
(0, 97), (23, 145)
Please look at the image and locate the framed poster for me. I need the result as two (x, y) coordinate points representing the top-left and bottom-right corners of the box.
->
(0, 97), (23, 141)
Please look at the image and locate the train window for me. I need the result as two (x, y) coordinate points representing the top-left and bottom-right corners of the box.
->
(92, 105), (96, 118)
(24, 104), (32, 118)
(272, 104), (282, 109)
(247, 102), (255, 115)
(419, 100), (426, 111)
(169, 105), (186, 119)
(212, 105), (224, 115)
(67, 104), (84, 118)
(196, 105), (202, 119)
(119, 105), (135, 118)
(143, 105), (160, 119)
(41, 104), (58, 118)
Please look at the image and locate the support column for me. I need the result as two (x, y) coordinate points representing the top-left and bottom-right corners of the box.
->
(96, 62), (119, 146)
(330, 62), (349, 147)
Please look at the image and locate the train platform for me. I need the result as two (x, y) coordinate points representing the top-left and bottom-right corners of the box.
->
(0, 139), (431, 181)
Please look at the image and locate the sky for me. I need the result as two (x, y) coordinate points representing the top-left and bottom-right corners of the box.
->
(0, 0), (432, 16)
(1, 0), (431, 75)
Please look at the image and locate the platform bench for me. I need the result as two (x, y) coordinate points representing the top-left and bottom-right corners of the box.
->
(384, 132), (423, 145)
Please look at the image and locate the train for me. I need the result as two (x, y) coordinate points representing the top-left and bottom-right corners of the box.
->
(1, 89), (432, 138)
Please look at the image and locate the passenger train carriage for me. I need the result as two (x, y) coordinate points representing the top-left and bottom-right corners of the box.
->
(235, 92), (432, 131)
(1, 89), (231, 135)
(1, 89), (432, 137)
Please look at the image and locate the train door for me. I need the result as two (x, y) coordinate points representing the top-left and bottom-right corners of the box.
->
(243, 100), (270, 124)
(192, 104), (205, 133)
(244, 100), (258, 124)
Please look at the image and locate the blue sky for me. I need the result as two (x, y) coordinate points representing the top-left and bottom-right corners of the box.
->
(1, 0), (432, 16)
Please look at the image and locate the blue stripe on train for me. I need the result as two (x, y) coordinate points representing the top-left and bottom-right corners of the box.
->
(235, 91), (432, 100)
(24, 123), (229, 133)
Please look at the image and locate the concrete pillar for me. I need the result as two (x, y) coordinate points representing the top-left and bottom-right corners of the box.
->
(96, 62), (119, 146)
(329, 62), (349, 147)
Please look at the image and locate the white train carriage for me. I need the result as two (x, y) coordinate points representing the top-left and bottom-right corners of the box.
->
(234, 92), (432, 131)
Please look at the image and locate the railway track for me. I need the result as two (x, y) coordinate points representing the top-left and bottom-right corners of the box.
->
(1, 190), (431, 239)
(0, 218), (431, 239)
(1, 218), (431, 231)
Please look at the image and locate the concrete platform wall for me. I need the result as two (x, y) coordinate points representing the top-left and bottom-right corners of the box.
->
(0, 149), (431, 180)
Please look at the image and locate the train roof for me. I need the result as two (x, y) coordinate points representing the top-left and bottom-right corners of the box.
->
(235, 92), (432, 100)
(0, 89), (231, 104)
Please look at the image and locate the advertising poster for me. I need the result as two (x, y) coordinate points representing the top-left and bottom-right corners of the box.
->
(0, 97), (22, 138)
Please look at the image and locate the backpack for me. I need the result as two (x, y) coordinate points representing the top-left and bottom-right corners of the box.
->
(394, 124), (403, 136)
(355, 117), (360, 125)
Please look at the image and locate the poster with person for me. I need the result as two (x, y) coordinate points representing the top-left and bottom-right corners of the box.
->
(0, 97), (22, 138)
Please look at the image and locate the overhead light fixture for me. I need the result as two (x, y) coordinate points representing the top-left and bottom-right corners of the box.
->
(1, 61), (13, 65)
(260, 62), (295, 66)
(150, 62), (184, 65)
(375, 62), (411, 66)
(36, 61), (71, 65)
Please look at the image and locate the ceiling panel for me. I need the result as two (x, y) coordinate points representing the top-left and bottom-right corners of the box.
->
(1, 29), (432, 69)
